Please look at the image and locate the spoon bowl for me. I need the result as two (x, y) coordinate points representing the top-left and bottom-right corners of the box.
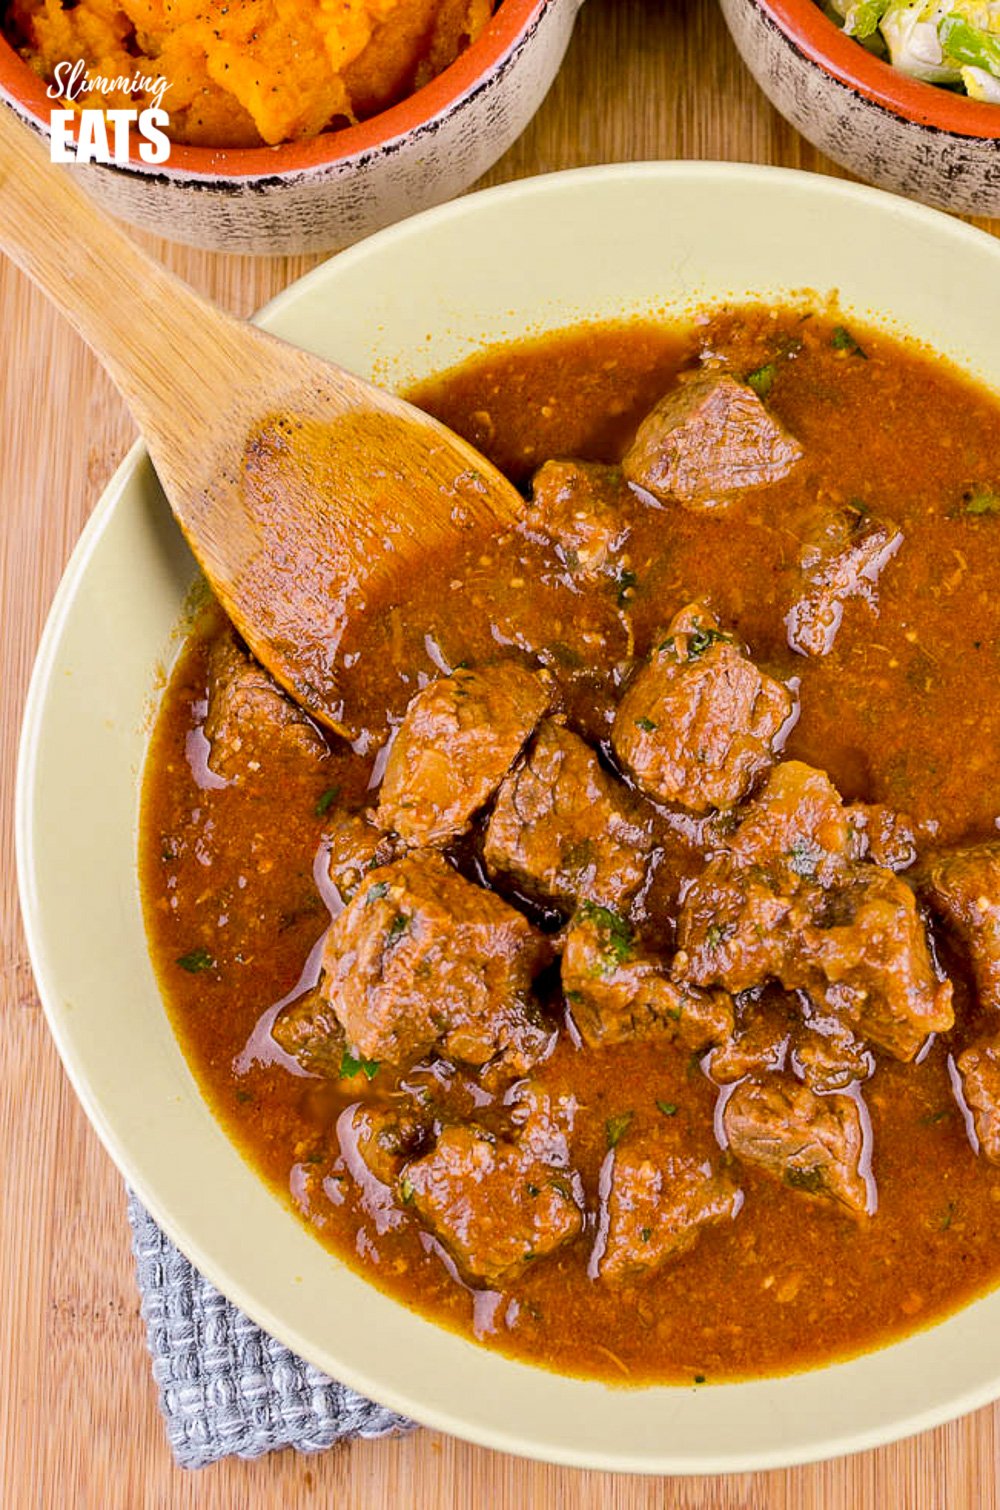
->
(0, 103), (521, 733)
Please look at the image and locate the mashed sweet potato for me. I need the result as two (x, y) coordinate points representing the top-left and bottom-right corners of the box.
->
(5, 0), (496, 147)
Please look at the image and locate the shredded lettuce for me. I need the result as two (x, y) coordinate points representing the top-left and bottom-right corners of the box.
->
(843, 0), (891, 40)
(940, 11), (1000, 70)
(962, 61), (1000, 95)
(824, 0), (1000, 96)
(880, 3), (962, 84)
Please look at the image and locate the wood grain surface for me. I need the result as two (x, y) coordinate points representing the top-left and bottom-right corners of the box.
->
(2, 1), (999, 1504)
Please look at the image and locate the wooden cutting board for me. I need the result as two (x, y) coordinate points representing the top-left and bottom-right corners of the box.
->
(2, 1), (998, 1503)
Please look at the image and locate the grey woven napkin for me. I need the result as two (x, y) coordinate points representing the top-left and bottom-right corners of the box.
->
(127, 1193), (414, 1469)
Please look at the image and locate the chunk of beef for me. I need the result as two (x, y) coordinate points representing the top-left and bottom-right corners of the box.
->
(506, 1080), (577, 1167)
(484, 719), (653, 912)
(612, 603), (794, 813)
(351, 1102), (431, 1186)
(595, 1130), (740, 1285)
(562, 903), (732, 1051)
(320, 852), (553, 1082)
(203, 628), (327, 781)
(799, 867), (953, 1061)
(675, 762), (853, 993)
(792, 1019), (874, 1093)
(920, 843), (1000, 1011)
(785, 504), (903, 657)
(272, 986), (345, 1076)
(722, 1075), (872, 1216)
(326, 811), (400, 902)
(675, 762), (953, 1060)
(724, 760), (855, 882)
(708, 992), (795, 1083)
(622, 371), (803, 512)
(708, 988), (872, 1092)
(957, 1038), (1000, 1164)
(402, 1124), (583, 1285)
(846, 802), (917, 873)
(677, 856), (811, 996)
(375, 662), (552, 847)
(524, 460), (631, 579)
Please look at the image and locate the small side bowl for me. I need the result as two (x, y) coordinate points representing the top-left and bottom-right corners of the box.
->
(0, 0), (583, 253)
(720, 0), (1000, 215)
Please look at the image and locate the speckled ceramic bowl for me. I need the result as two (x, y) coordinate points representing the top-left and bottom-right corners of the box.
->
(720, 0), (1000, 215)
(0, 0), (582, 253)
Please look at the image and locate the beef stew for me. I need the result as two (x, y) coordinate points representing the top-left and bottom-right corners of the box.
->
(141, 305), (1000, 1383)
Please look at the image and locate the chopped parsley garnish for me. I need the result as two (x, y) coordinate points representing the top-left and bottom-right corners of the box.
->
(694, 1374), (706, 1385)
(745, 361), (776, 399)
(640, 1226), (652, 1243)
(578, 901), (634, 968)
(386, 912), (409, 943)
(314, 785), (340, 816)
(365, 881), (390, 904)
(526, 1183), (540, 1198)
(940, 1199), (957, 1231)
(656, 1100), (679, 1117)
(634, 716), (658, 734)
(705, 923), (729, 950)
(831, 324), (867, 358)
(339, 1048), (380, 1081)
(176, 946), (214, 974)
(399, 1174), (415, 1205)
(919, 1107), (952, 1126)
(605, 1111), (634, 1149)
(784, 1165), (825, 1193)
(686, 622), (732, 661)
(965, 485), (1000, 517)
(745, 331), (804, 398)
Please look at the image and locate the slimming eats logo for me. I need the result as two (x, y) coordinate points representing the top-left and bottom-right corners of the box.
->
(48, 60), (171, 164)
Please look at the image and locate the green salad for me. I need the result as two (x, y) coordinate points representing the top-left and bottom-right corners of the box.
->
(822, 0), (1000, 100)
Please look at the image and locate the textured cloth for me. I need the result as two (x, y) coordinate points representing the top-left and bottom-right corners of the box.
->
(127, 1193), (414, 1469)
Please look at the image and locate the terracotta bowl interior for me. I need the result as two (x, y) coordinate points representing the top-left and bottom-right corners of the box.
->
(758, 0), (1000, 137)
(0, 0), (547, 177)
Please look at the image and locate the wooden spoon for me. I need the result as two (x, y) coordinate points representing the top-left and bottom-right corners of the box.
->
(0, 106), (522, 734)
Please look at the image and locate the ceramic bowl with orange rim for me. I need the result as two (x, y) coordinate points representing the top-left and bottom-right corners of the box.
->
(720, 0), (1000, 215)
(0, 0), (584, 254)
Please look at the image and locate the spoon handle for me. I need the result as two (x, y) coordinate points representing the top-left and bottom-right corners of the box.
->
(0, 105), (246, 454)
